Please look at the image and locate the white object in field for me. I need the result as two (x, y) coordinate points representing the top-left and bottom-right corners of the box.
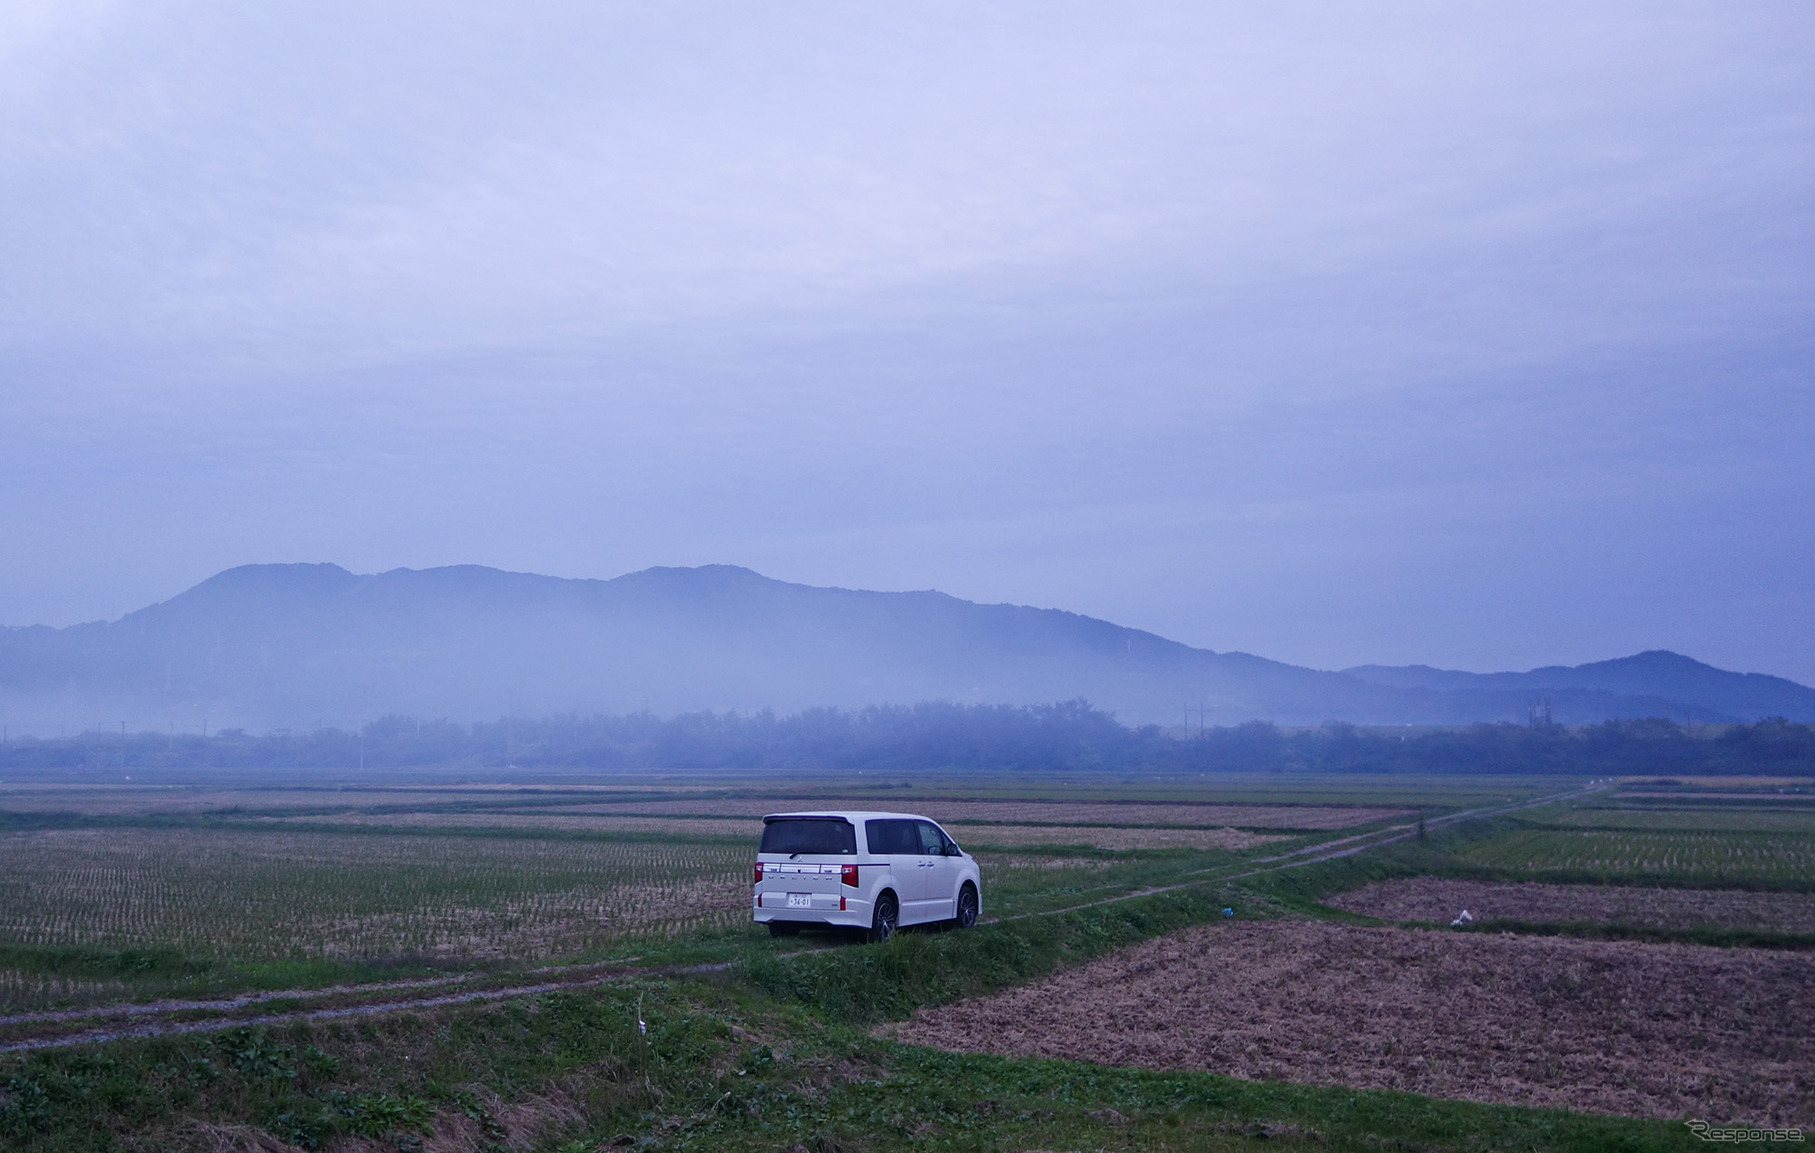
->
(1451, 909), (1474, 926)
(752, 811), (983, 935)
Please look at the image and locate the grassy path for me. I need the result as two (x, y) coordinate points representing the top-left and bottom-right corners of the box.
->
(988, 780), (1604, 923)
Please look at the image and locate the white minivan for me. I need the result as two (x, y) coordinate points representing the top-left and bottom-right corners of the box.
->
(752, 811), (982, 941)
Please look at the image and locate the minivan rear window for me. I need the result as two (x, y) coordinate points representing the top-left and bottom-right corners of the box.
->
(759, 817), (856, 856)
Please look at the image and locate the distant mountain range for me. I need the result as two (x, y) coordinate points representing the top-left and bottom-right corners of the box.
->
(2, 563), (1810, 734)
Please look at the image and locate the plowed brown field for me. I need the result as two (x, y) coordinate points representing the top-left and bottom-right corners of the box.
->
(263, 812), (1280, 850)
(266, 811), (765, 837)
(884, 920), (1815, 1125)
(567, 799), (1405, 829)
(950, 824), (1284, 851)
(1327, 878), (1815, 932)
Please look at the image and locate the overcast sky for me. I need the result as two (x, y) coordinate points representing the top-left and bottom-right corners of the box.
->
(3, 2), (1812, 682)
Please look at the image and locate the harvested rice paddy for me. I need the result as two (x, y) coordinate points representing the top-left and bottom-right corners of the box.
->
(253, 809), (1284, 851)
(0, 828), (750, 966)
(1543, 806), (1815, 833)
(564, 797), (1409, 829)
(1459, 828), (1815, 889)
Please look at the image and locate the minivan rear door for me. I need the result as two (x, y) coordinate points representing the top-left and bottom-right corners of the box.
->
(756, 817), (856, 917)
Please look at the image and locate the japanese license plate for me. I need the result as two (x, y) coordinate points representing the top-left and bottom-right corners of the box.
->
(787, 892), (812, 908)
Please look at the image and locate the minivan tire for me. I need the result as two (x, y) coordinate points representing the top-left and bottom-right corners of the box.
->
(869, 891), (899, 943)
(956, 883), (979, 929)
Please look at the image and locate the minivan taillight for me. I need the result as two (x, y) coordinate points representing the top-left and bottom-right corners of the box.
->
(841, 864), (858, 887)
(753, 862), (764, 884)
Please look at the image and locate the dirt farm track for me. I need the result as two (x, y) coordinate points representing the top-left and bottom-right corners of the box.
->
(885, 919), (1815, 1126)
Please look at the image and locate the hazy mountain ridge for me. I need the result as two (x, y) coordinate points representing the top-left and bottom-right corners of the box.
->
(2, 563), (1810, 733)
(1341, 650), (1815, 720)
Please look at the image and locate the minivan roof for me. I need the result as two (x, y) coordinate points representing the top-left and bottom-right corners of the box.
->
(761, 811), (940, 823)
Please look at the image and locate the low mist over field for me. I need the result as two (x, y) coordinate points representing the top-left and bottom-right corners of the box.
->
(3, 562), (1813, 736)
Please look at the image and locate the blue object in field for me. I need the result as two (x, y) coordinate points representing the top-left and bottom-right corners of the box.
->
(1222, 908), (1234, 917)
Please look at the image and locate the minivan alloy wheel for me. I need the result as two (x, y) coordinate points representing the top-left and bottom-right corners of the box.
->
(870, 892), (898, 942)
(956, 884), (978, 929)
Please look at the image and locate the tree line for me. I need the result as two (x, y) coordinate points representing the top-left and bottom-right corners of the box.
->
(2, 701), (1812, 777)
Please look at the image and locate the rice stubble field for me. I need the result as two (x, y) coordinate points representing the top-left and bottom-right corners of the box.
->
(0, 827), (752, 969)
(563, 797), (1411, 830)
(258, 809), (1286, 851)
(1460, 827), (1815, 888)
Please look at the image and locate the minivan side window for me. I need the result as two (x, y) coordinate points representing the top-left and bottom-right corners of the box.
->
(759, 818), (856, 855)
(864, 819), (918, 855)
(914, 821), (947, 856)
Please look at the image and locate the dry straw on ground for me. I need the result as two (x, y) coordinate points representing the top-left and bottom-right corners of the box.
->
(947, 824), (1284, 851)
(267, 811), (764, 838)
(0, 783), (683, 818)
(0, 787), (501, 817)
(569, 798), (1406, 829)
(1327, 877), (1815, 933)
(274, 811), (1285, 851)
(884, 919), (1815, 1125)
